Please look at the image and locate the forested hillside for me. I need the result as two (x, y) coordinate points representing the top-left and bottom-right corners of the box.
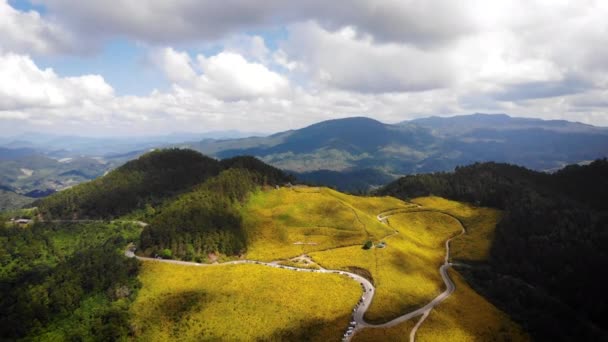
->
(378, 159), (608, 340)
(36, 149), (222, 219)
(36, 150), (294, 220)
(0, 222), (142, 340)
(140, 168), (284, 260)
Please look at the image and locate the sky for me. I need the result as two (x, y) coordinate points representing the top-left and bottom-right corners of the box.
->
(1, 0), (608, 136)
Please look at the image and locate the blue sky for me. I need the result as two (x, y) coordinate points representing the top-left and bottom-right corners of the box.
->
(1, 0), (607, 136)
(35, 39), (168, 96)
(10, 0), (44, 12)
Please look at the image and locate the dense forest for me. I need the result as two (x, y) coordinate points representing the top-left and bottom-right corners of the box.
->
(378, 159), (608, 340)
(36, 150), (294, 220)
(36, 149), (222, 219)
(139, 169), (269, 260)
(0, 222), (141, 340)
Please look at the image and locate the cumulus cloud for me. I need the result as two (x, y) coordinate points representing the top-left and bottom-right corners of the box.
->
(195, 52), (290, 100)
(0, 52), (113, 111)
(152, 47), (290, 101)
(151, 47), (197, 84)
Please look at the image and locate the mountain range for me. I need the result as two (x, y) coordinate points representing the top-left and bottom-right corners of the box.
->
(1, 113), (607, 198)
(188, 113), (608, 190)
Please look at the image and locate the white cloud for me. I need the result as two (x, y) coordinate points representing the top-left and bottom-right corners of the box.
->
(2, 0), (608, 135)
(0, 52), (113, 111)
(195, 52), (290, 100)
(151, 47), (197, 84)
(222, 35), (270, 64)
(152, 47), (290, 101)
(0, 0), (75, 54)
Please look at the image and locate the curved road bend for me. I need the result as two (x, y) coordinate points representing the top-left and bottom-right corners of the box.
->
(124, 207), (464, 342)
(347, 208), (465, 341)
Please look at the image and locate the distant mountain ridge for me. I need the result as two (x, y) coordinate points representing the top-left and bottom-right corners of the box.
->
(187, 114), (608, 190)
(2, 113), (607, 194)
(408, 113), (606, 136)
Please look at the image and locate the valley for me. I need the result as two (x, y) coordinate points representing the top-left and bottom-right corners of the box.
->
(2, 149), (605, 341)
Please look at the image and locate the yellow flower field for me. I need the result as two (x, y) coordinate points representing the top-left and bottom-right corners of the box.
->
(130, 187), (527, 341)
(416, 269), (529, 341)
(311, 210), (462, 322)
(242, 187), (396, 260)
(131, 261), (360, 341)
(412, 196), (502, 262)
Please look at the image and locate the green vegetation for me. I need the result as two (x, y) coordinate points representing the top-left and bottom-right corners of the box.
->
(138, 159), (293, 261)
(1, 149), (541, 340)
(131, 262), (360, 341)
(194, 115), (608, 191)
(379, 159), (608, 340)
(37, 149), (222, 219)
(0, 221), (141, 340)
(139, 169), (261, 259)
(0, 189), (34, 211)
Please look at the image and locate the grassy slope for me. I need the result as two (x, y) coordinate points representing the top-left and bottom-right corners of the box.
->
(242, 187), (398, 260)
(311, 211), (462, 322)
(131, 262), (360, 341)
(353, 270), (528, 342)
(354, 319), (418, 341)
(412, 196), (502, 262)
(351, 196), (528, 341)
(417, 269), (528, 341)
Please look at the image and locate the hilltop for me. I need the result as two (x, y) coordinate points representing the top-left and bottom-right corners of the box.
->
(36, 149), (294, 219)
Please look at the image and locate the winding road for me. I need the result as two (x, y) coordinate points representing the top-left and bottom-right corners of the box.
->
(124, 206), (465, 342)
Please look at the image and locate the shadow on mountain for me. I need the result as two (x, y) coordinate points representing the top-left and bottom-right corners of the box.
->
(157, 290), (210, 323)
(263, 315), (351, 341)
